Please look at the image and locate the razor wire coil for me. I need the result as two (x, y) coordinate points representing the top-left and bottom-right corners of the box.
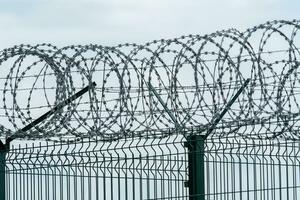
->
(0, 19), (300, 141)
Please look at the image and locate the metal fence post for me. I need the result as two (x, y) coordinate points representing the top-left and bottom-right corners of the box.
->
(187, 135), (205, 200)
(0, 148), (6, 200)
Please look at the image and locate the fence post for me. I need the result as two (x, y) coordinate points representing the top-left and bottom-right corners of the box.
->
(187, 135), (205, 200)
(0, 146), (6, 200)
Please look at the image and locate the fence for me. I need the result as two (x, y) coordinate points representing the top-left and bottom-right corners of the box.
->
(0, 19), (300, 199)
(2, 135), (188, 200)
(1, 134), (300, 200)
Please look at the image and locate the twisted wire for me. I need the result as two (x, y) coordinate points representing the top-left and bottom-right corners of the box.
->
(0, 19), (300, 141)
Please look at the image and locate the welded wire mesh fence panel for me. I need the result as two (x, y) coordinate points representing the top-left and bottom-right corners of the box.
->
(2, 135), (300, 200)
(4, 135), (189, 200)
(203, 138), (300, 200)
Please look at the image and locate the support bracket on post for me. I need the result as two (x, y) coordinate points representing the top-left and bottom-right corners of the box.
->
(185, 78), (250, 200)
(0, 82), (96, 200)
(147, 82), (181, 129)
(203, 78), (250, 140)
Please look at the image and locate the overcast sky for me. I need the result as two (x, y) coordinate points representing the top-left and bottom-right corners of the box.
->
(0, 0), (299, 49)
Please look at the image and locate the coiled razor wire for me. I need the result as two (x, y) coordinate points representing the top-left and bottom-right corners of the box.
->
(0, 19), (300, 141)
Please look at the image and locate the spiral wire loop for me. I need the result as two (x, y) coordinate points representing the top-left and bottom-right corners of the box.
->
(0, 19), (300, 141)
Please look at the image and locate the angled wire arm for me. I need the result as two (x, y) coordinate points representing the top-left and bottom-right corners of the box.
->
(0, 82), (96, 149)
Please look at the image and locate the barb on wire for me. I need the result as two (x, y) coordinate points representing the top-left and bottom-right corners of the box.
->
(0, 19), (299, 141)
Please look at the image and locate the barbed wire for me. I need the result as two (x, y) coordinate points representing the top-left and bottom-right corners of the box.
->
(0, 19), (300, 141)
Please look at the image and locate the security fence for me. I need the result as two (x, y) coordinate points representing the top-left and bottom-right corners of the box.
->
(0, 19), (300, 199)
(2, 135), (188, 200)
(1, 135), (300, 200)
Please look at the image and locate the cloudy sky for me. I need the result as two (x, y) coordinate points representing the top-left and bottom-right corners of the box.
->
(0, 0), (299, 49)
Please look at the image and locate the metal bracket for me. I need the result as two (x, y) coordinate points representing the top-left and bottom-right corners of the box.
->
(203, 78), (250, 140)
(147, 82), (182, 129)
(6, 82), (97, 144)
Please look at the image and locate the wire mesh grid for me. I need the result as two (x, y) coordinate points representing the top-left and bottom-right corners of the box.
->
(2, 135), (188, 200)
(0, 135), (299, 200)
